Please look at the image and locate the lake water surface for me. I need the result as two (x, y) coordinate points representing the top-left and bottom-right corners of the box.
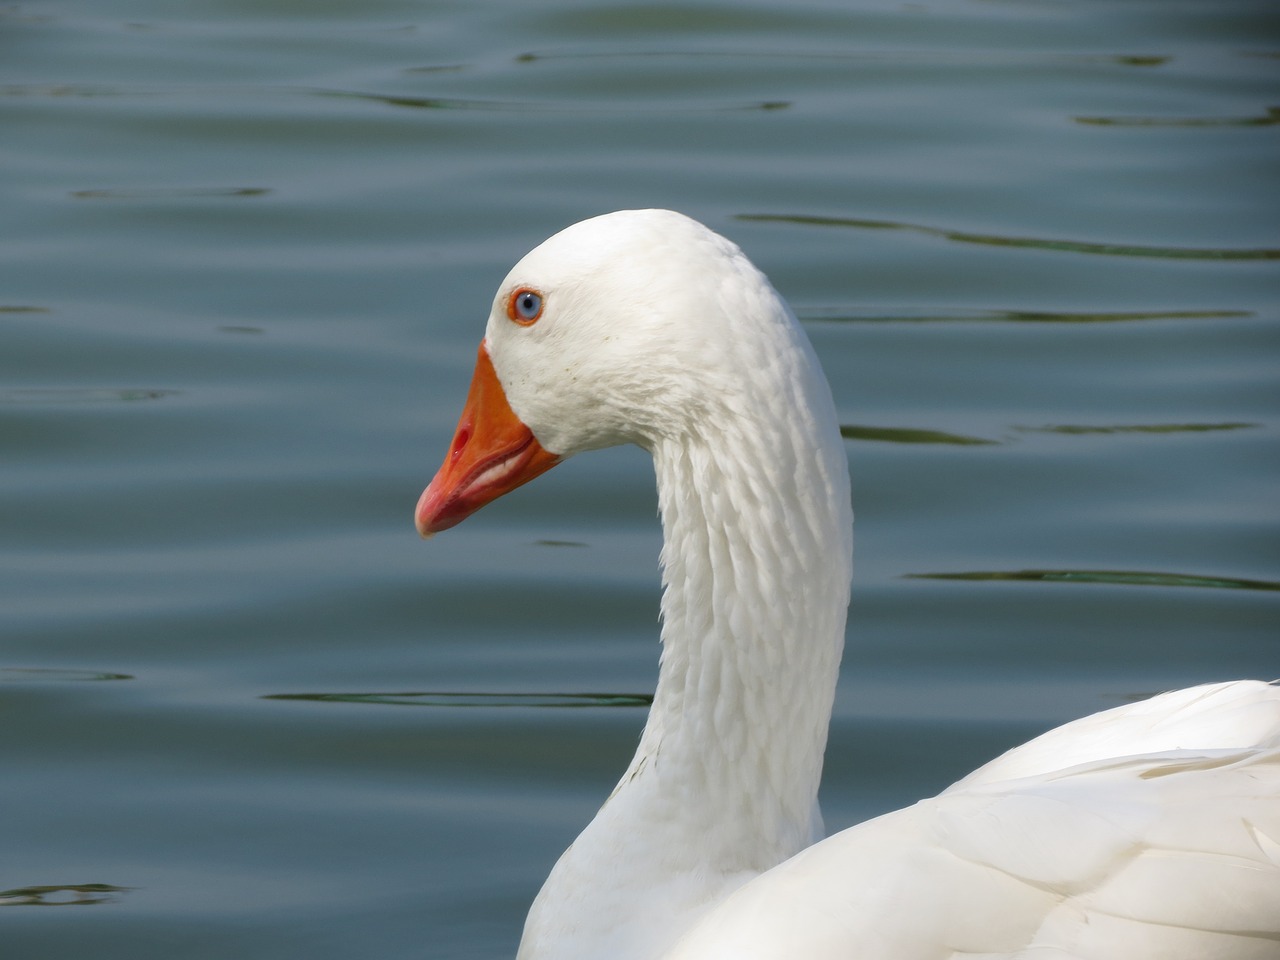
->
(2, 2), (1278, 957)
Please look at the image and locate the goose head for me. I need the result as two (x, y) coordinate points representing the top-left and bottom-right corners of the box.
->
(415, 209), (805, 536)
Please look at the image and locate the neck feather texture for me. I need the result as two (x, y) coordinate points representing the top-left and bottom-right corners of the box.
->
(519, 331), (852, 960)
(640, 418), (851, 862)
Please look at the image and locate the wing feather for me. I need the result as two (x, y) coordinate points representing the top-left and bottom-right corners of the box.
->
(663, 683), (1280, 959)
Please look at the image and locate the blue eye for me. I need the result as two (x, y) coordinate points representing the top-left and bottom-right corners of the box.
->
(508, 288), (544, 325)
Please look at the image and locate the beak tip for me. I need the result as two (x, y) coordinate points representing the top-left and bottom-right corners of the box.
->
(415, 504), (440, 539)
(415, 479), (446, 539)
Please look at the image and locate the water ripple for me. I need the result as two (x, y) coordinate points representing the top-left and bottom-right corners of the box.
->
(310, 87), (789, 113)
(1017, 423), (1257, 436)
(509, 50), (1175, 69)
(801, 307), (1253, 324)
(840, 424), (996, 446)
(70, 187), (269, 200)
(264, 691), (653, 708)
(1, 84), (144, 98)
(839, 422), (1258, 446)
(0, 388), (178, 404)
(907, 570), (1280, 591)
(1075, 106), (1280, 127)
(4, 81), (789, 113)
(0, 668), (134, 682)
(739, 214), (1280, 260)
(0, 884), (131, 907)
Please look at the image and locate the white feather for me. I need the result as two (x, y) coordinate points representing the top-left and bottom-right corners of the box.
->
(458, 210), (1280, 959)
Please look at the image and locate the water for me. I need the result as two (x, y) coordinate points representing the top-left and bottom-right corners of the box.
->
(2, 1), (1277, 957)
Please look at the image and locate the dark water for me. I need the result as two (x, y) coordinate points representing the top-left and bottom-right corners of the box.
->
(3, 1), (1278, 957)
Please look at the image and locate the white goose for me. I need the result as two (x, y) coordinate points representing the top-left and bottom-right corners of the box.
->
(415, 210), (1280, 960)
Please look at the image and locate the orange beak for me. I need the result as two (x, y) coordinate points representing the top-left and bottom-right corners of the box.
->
(415, 343), (561, 537)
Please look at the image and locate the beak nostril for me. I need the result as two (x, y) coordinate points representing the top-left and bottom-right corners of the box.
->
(451, 426), (472, 463)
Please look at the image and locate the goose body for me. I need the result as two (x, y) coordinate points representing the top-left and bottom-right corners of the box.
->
(416, 209), (1280, 959)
